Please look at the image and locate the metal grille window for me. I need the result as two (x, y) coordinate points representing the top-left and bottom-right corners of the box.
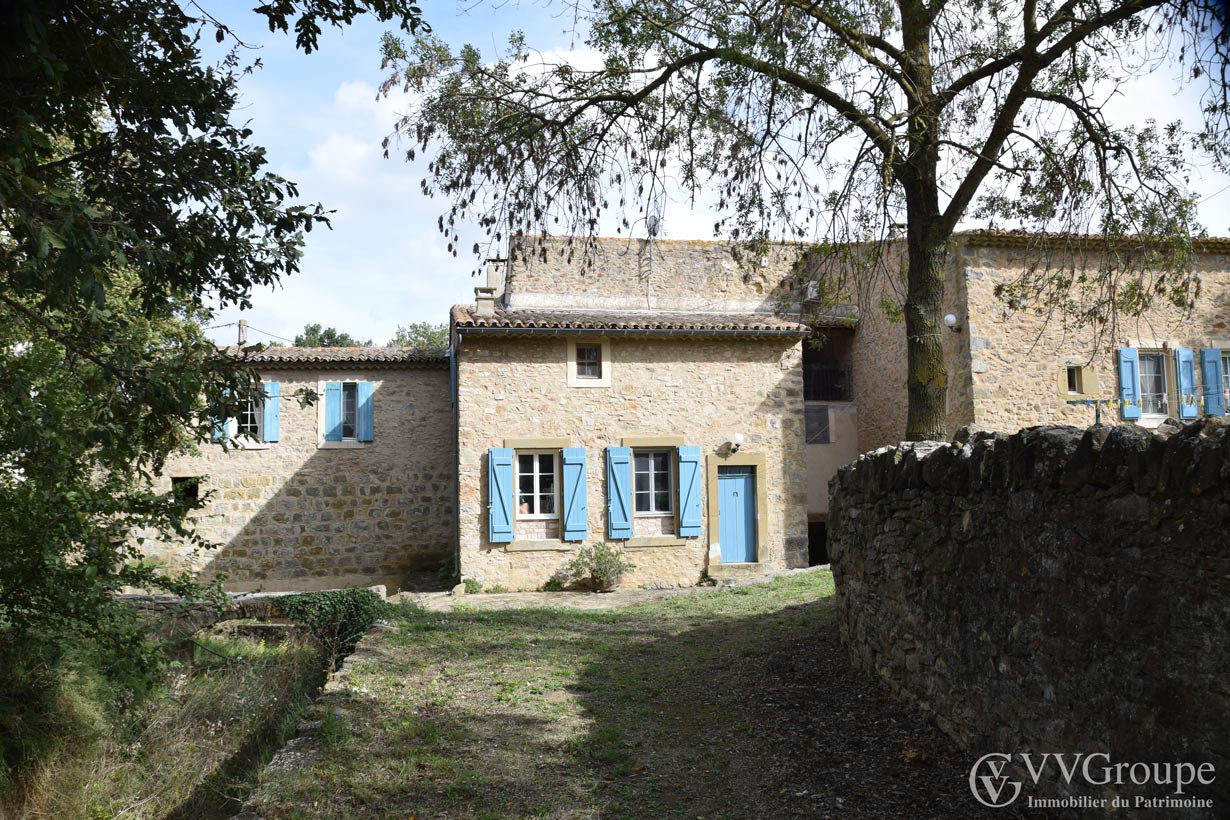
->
(1139, 352), (1167, 415)
(517, 452), (557, 517)
(633, 450), (673, 514)
(803, 361), (853, 401)
(576, 344), (602, 378)
(341, 382), (358, 439)
(805, 406), (831, 444)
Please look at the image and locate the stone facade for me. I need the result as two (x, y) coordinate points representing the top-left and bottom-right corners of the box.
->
(829, 421), (1229, 817)
(453, 334), (810, 590)
(144, 362), (455, 592)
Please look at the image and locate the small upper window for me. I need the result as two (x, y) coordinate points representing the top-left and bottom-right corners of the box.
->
(633, 450), (673, 515)
(1065, 366), (1082, 394)
(576, 344), (602, 379)
(342, 382), (358, 440)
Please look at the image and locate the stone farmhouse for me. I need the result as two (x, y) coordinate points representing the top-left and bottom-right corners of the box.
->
(141, 231), (1230, 592)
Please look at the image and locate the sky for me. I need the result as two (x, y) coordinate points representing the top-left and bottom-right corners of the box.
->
(199, 2), (1230, 349)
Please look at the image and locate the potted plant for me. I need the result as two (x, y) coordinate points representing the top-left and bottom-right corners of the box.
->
(562, 542), (636, 592)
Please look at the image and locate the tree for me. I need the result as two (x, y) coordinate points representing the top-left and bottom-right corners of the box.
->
(380, 0), (1229, 439)
(390, 321), (449, 346)
(0, 0), (426, 757)
(294, 323), (374, 347)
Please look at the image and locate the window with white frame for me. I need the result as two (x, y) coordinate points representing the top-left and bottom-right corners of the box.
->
(341, 382), (358, 440)
(633, 450), (673, 515)
(1139, 352), (1169, 415)
(238, 394), (264, 438)
(1222, 353), (1230, 410)
(516, 451), (558, 518)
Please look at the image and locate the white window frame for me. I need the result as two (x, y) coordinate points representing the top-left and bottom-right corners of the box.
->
(632, 448), (674, 517)
(237, 392), (264, 440)
(1138, 350), (1172, 418)
(515, 450), (560, 520)
(566, 338), (612, 388)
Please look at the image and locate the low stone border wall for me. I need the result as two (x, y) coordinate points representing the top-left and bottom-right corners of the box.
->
(829, 420), (1229, 817)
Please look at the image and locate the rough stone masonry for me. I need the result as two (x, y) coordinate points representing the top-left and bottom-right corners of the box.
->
(829, 419), (1229, 818)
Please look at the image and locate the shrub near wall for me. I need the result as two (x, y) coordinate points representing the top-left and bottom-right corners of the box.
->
(829, 420), (1229, 817)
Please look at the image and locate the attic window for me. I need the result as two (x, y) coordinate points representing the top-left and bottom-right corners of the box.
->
(576, 344), (602, 379)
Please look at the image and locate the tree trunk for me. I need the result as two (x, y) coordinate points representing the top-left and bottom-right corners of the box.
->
(903, 234), (949, 441)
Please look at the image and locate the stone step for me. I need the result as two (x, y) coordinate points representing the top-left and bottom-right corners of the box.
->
(707, 562), (770, 585)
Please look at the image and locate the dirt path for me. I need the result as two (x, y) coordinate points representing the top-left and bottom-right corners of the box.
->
(242, 571), (1042, 819)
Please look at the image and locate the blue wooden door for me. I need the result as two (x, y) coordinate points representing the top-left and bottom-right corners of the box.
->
(718, 467), (757, 563)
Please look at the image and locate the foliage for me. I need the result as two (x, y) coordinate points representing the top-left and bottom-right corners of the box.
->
(3, 629), (322, 819)
(561, 542), (636, 591)
(0, 0), (425, 784)
(463, 577), (483, 594)
(276, 588), (388, 670)
(294, 323), (374, 347)
(381, 0), (1229, 439)
(390, 321), (449, 347)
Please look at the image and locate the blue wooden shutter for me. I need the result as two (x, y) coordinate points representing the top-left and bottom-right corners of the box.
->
(211, 387), (228, 443)
(1175, 348), (1198, 420)
(1117, 348), (1141, 421)
(324, 382), (343, 441)
(561, 448), (588, 541)
(606, 446), (632, 540)
(262, 382), (280, 442)
(488, 447), (514, 543)
(676, 445), (702, 537)
(1201, 348), (1226, 416)
(357, 381), (375, 441)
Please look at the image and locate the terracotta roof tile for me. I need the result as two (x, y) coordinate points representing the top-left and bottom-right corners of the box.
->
(220, 345), (448, 366)
(451, 306), (809, 335)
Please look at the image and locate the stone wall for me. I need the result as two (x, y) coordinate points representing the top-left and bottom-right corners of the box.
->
(142, 365), (455, 592)
(505, 236), (815, 313)
(454, 334), (810, 590)
(829, 420), (1229, 816)
(957, 236), (1230, 433)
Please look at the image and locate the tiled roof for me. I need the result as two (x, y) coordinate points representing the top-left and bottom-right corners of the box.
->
(451, 306), (809, 335)
(221, 345), (448, 366)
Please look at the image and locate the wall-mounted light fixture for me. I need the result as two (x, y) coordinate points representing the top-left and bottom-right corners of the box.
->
(944, 313), (961, 333)
(729, 433), (745, 454)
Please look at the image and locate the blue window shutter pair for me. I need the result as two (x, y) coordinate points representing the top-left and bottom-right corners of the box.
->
(1201, 349), (1226, 416)
(323, 382), (375, 441)
(677, 446), (703, 537)
(1117, 348), (1142, 421)
(488, 447), (515, 543)
(606, 445), (703, 540)
(262, 382), (281, 442)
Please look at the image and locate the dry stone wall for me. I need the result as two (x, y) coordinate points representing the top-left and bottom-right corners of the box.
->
(829, 419), (1229, 817)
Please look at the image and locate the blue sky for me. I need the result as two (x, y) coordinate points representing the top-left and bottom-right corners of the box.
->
(201, 3), (1230, 348)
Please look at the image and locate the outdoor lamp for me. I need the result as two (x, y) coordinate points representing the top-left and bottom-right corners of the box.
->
(944, 313), (961, 333)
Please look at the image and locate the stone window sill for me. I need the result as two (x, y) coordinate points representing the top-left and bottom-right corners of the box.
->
(623, 536), (688, 549)
(317, 440), (367, 450)
(506, 540), (573, 552)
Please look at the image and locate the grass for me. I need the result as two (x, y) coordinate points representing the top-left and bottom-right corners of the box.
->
(244, 571), (844, 820)
(5, 629), (324, 820)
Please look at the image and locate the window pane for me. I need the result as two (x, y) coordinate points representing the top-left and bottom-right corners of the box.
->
(634, 453), (650, 472)
(539, 471), (554, 494)
(537, 453), (554, 473)
(806, 406), (830, 443)
(655, 491), (670, 512)
(519, 494), (534, 513)
(539, 493), (555, 515)
(519, 474), (535, 494)
(342, 383), (357, 438)
(635, 471), (650, 492)
(652, 452), (669, 471)
(519, 454), (534, 473)
(635, 492), (651, 512)
(1139, 354), (1166, 414)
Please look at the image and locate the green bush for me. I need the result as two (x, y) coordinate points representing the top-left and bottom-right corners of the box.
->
(275, 589), (387, 671)
(463, 577), (482, 594)
(561, 543), (636, 592)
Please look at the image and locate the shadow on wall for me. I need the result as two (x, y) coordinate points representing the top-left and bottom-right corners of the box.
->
(170, 375), (457, 593)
